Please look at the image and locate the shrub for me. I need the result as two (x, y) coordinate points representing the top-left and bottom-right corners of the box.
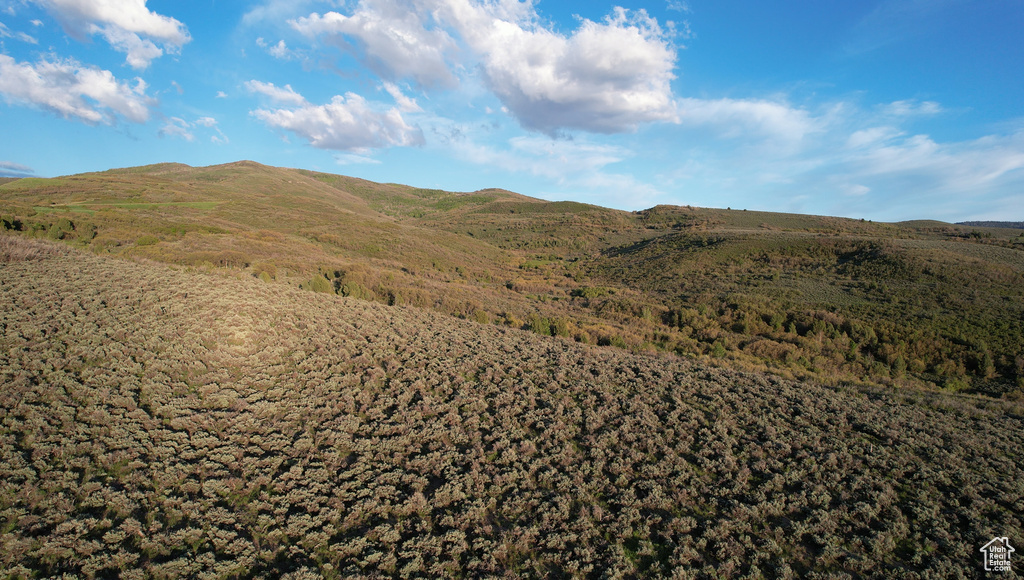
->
(338, 281), (372, 300)
(527, 315), (551, 336)
(550, 317), (572, 337)
(710, 341), (727, 358)
(572, 287), (610, 300)
(308, 273), (334, 294)
(944, 377), (970, 393)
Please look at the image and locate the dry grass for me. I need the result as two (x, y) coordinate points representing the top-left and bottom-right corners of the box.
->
(0, 235), (68, 262)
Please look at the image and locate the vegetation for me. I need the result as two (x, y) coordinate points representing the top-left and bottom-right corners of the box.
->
(2, 161), (1021, 399)
(1, 237), (1021, 577)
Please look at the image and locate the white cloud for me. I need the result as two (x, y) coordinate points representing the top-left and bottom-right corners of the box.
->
(0, 21), (39, 43)
(0, 54), (153, 124)
(158, 115), (229, 144)
(242, 0), (320, 27)
(196, 116), (229, 144)
(440, 3), (679, 134)
(288, 1), (680, 134)
(846, 126), (903, 149)
(256, 37), (295, 59)
(159, 116), (194, 141)
(245, 80), (307, 106)
(846, 131), (1024, 190)
(448, 133), (664, 207)
(249, 83), (424, 152)
(658, 93), (1024, 220)
(335, 153), (382, 165)
(98, 25), (163, 69)
(381, 81), (421, 113)
(878, 99), (943, 117)
(215, 91), (228, 98)
(268, 39), (293, 59)
(292, 2), (458, 89)
(677, 97), (821, 148)
(32, 0), (190, 69)
(438, 126), (668, 205)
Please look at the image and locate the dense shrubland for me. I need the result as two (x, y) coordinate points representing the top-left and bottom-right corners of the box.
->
(584, 232), (1024, 395)
(1, 237), (1022, 578)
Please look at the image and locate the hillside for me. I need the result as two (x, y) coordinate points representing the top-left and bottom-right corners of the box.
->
(1, 236), (1022, 577)
(957, 221), (1024, 230)
(2, 161), (1023, 398)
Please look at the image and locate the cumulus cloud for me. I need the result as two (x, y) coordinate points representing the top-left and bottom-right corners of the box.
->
(439, 2), (678, 134)
(0, 54), (153, 124)
(32, 0), (190, 69)
(289, 1), (680, 134)
(292, 2), (458, 89)
(248, 81), (424, 152)
(257, 37), (296, 60)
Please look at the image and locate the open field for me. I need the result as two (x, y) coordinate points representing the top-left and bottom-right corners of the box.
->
(1, 236), (1022, 577)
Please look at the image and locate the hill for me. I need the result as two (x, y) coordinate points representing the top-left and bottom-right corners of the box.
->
(957, 221), (1024, 230)
(2, 161), (1023, 399)
(1, 236), (1021, 577)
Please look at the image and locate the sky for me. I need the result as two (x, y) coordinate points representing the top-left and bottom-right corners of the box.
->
(0, 0), (1022, 222)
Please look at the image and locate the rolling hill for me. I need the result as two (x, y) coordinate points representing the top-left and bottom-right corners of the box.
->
(1, 235), (1021, 577)
(3, 161), (1023, 397)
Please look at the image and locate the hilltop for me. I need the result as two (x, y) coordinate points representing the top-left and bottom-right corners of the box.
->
(2, 161), (1023, 398)
(1, 236), (1021, 577)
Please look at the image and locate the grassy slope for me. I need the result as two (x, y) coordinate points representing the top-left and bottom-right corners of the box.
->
(1, 237), (1021, 578)
(2, 162), (1023, 396)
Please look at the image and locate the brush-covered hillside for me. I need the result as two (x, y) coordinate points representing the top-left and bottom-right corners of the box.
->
(2, 161), (1023, 397)
(1, 236), (1022, 578)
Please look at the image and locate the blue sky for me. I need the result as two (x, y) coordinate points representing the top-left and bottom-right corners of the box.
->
(1, 0), (1021, 221)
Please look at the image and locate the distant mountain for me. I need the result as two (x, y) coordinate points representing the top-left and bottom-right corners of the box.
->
(956, 220), (1024, 229)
